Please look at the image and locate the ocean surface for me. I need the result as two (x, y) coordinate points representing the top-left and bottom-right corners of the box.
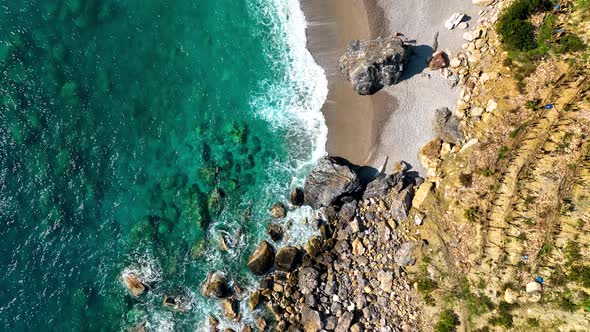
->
(0, 0), (326, 330)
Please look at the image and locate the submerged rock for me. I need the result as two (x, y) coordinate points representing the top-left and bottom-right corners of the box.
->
(201, 271), (229, 299)
(339, 36), (410, 95)
(247, 241), (275, 275)
(289, 187), (305, 206)
(304, 156), (362, 209)
(267, 222), (284, 241)
(270, 202), (286, 218)
(123, 273), (146, 297)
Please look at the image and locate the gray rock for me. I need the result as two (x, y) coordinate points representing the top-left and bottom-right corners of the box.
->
(301, 306), (323, 332)
(394, 241), (416, 266)
(247, 241), (275, 275)
(363, 173), (404, 200)
(434, 107), (464, 144)
(304, 157), (362, 209)
(389, 185), (414, 222)
(299, 267), (320, 295)
(339, 200), (358, 222)
(335, 311), (354, 332)
(339, 36), (410, 95)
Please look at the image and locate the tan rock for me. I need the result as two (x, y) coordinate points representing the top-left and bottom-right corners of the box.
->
(458, 22), (469, 30)
(504, 288), (519, 304)
(486, 99), (498, 113)
(412, 182), (433, 210)
(123, 273), (146, 297)
(419, 139), (442, 177)
(352, 238), (366, 256)
(450, 57), (462, 68)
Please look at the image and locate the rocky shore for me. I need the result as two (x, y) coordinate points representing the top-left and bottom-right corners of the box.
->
(198, 156), (425, 331)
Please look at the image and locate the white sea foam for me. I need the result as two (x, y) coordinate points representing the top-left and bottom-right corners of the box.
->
(248, 0), (329, 181)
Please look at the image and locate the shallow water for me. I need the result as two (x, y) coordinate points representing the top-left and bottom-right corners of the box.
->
(0, 0), (326, 330)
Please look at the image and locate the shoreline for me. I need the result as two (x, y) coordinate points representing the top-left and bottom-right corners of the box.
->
(301, 0), (388, 167)
(302, 0), (482, 174)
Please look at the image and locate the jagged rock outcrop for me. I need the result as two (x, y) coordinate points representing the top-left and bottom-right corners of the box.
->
(339, 36), (410, 95)
(304, 156), (362, 209)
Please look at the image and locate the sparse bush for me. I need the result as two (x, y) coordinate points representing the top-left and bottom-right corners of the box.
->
(498, 146), (510, 160)
(527, 317), (540, 327)
(416, 277), (437, 293)
(557, 34), (586, 53)
(465, 207), (480, 222)
(435, 309), (459, 332)
(525, 99), (540, 111)
(480, 167), (495, 177)
(459, 173), (473, 187)
(569, 265), (590, 287)
(488, 301), (514, 328)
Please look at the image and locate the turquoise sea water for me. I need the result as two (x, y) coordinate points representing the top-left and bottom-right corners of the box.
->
(0, 0), (326, 330)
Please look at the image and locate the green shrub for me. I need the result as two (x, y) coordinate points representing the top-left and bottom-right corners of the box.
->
(498, 146), (510, 160)
(488, 301), (514, 328)
(416, 277), (437, 293)
(497, 0), (552, 51)
(459, 173), (473, 187)
(435, 309), (459, 332)
(557, 34), (586, 53)
(569, 265), (590, 287)
(465, 207), (480, 222)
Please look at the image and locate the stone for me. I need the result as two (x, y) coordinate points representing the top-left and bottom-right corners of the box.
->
(419, 139), (442, 177)
(486, 99), (498, 113)
(351, 323), (365, 332)
(290, 187), (304, 206)
(414, 213), (424, 225)
(458, 22), (469, 30)
(305, 236), (322, 257)
(395, 241), (416, 266)
(275, 246), (300, 272)
(434, 107), (464, 144)
(428, 51), (449, 70)
(412, 182), (433, 210)
(299, 267), (320, 295)
(247, 241), (275, 275)
(504, 288), (518, 304)
(389, 185), (414, 222)
(339, 200), (358, 222)
(270, 202), (287, 218)
(201, 271), (229, 299)
(445, 13), (465, 30)
(222, 298), (239, 321)
(255, 317), (267, 331)
(526, 281), (543, 295)
(267, 222), (284, 241)
(304, 156), (362, 209)
(335, 311), (354, 332)
(123, 273), (146, 297)
(248, 291), (260, 310)
(377, 270), (394, 293)
(471, 107), (484, 117)
(339, 36), (410, 95)
(473, 0), (495, 6)
(163, 294), (189, 312)
(450, 57), (462, 68)
(352, 238), (366, 256)
(350, 216), (362, 233)
(363, 172), (404, 200)
(301, 307), (322, 332)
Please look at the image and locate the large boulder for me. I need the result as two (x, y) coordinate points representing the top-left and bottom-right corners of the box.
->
(304, 156), (362, 209)
(247, 241), (275, 275)
(201, 271), (229, 298)
(339, 36), (410, 95)
(434, 107), (464, 144)
(298, 267), (320, 295)
(274, 246), (300, 272)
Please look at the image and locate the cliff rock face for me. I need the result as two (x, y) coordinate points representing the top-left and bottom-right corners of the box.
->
(339, 36), (410, 95)
(304, 156), (362, 209)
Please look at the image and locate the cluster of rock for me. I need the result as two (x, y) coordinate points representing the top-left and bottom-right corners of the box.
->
(419, 5), (502, 178)
(339, 36), (411, 95)
(227, 156), (424, 331)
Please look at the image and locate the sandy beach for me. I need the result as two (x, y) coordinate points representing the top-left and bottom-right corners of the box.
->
(303, 0), (482, 174)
